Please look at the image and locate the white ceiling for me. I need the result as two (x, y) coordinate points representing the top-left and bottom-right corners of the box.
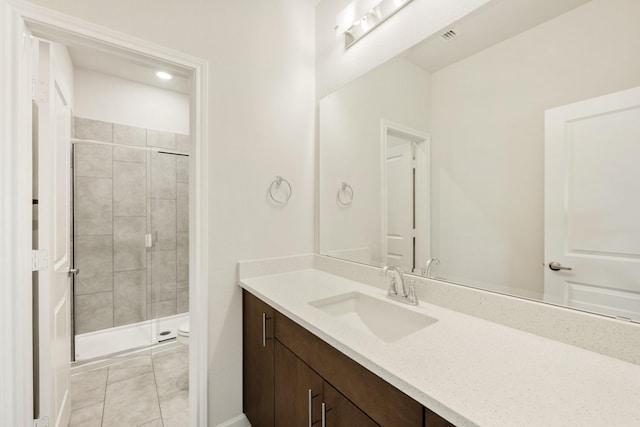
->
(404, 0), (591, 72)
(68, 45), (191, 94)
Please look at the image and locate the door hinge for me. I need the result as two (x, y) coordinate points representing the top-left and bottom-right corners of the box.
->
(32, 249), (49, 272)
(32, 79), (48, 103)
(33, 417), (49, 427)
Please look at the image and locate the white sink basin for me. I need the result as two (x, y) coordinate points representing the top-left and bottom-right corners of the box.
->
(309, 292), (438, 343)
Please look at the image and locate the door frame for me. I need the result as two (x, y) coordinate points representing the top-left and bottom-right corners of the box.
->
(380, 120), (430, 272)
(0, 2), (210, 426)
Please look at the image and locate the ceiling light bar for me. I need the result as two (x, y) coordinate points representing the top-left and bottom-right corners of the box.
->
(336, 0), (414, 49)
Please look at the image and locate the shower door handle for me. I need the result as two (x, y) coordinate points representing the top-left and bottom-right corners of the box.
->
(68, 268), (80, 276)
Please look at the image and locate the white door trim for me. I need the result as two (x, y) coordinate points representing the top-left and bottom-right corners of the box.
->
(0, 2), (210, 426)
(380, 119), (431, 272)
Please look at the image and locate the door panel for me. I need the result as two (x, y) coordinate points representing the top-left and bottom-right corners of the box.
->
(544, 87), (640, 320)
(36, 41), (72, 427)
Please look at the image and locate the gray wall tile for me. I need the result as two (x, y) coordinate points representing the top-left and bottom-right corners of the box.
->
(113, 162), (146, 216)
(114, 270), (146, 326)
(176, 183), (189, 233)
(113, 146), (147, 163)
(75, 292), (113, 334)
(177, 289), (189, 314)
(175, 134), (190, 153)
(177, 280), (189, 290)
(177, 232), (188, 282)
(113, 124), (146, 147)
(148, 300), (177, 319)
(75, 117), (113, 142)
(75, 177), (113, 236)
(150, 152), (176, 199)
(151, 199), (176, 250)
(151, 281), (176, 303)
(74, 143), (113, 178)
(114, 217), (146, 271)
(176, 156), (189, 183)
(152, 250), (176, 286)
(147, 129), (176, 149)
(75, 235), (113, 295)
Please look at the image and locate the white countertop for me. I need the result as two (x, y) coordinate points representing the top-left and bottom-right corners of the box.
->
(239, 269), (640, 427)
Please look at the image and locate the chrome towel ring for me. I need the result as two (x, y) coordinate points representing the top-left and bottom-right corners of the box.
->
(269, 175), (292, 204)
(337, 182), (354, 206)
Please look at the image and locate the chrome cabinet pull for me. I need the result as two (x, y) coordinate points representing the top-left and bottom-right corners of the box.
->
(321, 402), (326, 427)
(261, 312), (272, 347)
(549, 261), (572, 271)
(308, 389), (313, 427)
(262, 312), (267, 347)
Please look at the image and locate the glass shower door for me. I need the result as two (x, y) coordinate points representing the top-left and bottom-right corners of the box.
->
(72, 139), (154, 362)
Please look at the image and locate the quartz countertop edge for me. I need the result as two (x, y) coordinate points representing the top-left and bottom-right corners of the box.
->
(239, 268), (640, 427)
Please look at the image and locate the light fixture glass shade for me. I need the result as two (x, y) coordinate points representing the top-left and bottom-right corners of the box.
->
(155, 71), (173, 80)
(337, 0), (414, 49)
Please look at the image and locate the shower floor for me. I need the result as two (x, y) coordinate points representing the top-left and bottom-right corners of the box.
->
(69, 343), (189, 427)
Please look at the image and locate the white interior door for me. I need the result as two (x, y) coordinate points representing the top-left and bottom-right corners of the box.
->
(36, 40), (72, 427)
(385, 139), (414, 271)
(544, 87), (640, 321)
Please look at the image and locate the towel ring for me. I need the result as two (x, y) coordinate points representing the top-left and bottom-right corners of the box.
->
(337, 182), (354, 206)
(269, 175), (292, 204)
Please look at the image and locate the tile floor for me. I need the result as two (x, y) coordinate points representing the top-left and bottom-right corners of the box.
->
(69, 345), (188, 427)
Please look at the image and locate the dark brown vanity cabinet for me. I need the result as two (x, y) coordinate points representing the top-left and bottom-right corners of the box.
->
(243, 290), (455, 427)
(243, 291), (275, 427)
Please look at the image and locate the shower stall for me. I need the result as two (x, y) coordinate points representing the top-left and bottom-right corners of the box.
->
(71, 117), (190, 361)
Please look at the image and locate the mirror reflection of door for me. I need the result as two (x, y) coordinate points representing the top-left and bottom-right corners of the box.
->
(383, 124), (430, 273)
(386, 138), (414, 271)
(544, 87), (640, 321)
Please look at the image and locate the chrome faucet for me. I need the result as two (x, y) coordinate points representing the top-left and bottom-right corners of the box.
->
(421, 257), (440, 278)
(380, 265), (418, 306)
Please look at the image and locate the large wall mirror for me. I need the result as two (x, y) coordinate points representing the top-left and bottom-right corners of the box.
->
(319, 0), (640, 321)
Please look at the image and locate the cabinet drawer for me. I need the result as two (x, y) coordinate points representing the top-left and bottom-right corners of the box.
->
(275, 311), (423, 427)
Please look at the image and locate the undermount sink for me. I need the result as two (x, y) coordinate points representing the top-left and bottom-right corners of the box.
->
(309, 292), (438, 343)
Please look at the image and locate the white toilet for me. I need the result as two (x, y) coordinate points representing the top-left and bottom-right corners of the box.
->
(177, 320), (190, 345)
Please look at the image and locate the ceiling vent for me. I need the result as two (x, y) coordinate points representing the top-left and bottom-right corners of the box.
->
(439, 29), (458, 42)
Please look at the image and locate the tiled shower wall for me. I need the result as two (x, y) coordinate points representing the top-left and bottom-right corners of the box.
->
(74, 117), (190, 335)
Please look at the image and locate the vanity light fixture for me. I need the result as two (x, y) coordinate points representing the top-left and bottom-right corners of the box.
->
(155, 70), (173, 80)
(335, 0), (414, 49)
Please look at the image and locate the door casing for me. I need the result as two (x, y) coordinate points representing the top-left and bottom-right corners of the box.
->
(0, 2), (210, 426)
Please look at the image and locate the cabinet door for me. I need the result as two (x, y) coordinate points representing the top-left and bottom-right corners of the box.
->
(243, 290), (275, 427)
(424, 407), (455, 427)
(275, 340), (324, 427)
(324, 382), (379, 427)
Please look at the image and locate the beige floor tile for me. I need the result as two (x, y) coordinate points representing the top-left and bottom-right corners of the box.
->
(107, 355), (153, 384)
(69, 401), (103, 427)
(160, 391), (189, 427)
(152, 348), (189, 398)
(102, 372), (160, 427)
(71, 368), (108, 410)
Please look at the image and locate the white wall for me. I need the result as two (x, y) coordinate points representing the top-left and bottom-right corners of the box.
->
(73, 68), (189, 134)
(23, 0), (316, 424)
(319, 58), (429, 265)
(315, 0), (492, 98)
(429, 0), (640, 297)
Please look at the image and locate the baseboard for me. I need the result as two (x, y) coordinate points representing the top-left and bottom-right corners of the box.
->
(215, 414), (251, 427)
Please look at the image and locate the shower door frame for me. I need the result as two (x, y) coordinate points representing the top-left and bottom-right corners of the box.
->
(0, 2), (210, 426)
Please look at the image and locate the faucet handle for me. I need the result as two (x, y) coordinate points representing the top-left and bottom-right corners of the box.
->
(407, 279), (419, 306)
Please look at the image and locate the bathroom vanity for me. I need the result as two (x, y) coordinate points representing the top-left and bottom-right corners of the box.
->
(240, 267), (640, 427)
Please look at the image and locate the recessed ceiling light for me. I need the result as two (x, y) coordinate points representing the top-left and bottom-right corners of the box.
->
(156, 71), (173, 80)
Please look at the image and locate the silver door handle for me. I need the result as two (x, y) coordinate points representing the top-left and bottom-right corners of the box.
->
(68, 268), (80, 276)
(549, 262), (572, 271)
